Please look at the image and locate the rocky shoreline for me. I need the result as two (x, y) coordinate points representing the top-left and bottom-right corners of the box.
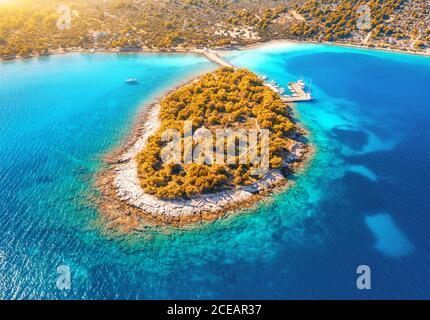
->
(96, 79), (313, 231)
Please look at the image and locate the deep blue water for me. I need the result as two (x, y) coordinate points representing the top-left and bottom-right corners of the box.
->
(0, 46), (430, 299)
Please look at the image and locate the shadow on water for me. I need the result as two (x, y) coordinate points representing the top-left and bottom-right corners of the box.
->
(332, 128), (369, 151)
(365, 213), (414, 258)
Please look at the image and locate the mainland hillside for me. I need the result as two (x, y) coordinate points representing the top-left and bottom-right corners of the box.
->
(1, 0), (429, 58)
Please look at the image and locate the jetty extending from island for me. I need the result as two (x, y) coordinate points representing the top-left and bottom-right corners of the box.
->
(282, 81), (312, 102)
(200, 49), (313, 103)
(263, 78), (312, 103)
(201, 49), (234, 68)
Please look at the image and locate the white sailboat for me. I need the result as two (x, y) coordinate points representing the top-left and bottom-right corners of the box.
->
(125, 78), (138, 84)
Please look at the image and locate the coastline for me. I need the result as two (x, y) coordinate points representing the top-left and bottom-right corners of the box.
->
(223, 39), (430, 57)
(95, 73), (313, 231)
(2, 38), (430, 63)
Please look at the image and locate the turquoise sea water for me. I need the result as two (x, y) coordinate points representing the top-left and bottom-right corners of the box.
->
(0, 45), (429, 299)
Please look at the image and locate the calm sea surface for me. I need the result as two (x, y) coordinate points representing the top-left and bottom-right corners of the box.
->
(0, 45), (429, 299)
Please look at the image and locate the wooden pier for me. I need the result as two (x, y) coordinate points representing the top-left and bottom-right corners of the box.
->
(282, 82), (312, 102)
(201, 49), (234, 68)
(199, 49), (312, 102)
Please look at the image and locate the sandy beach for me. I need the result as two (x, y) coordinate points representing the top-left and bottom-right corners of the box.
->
(218, 38), (430, 57)
(2, 37), (430, 62)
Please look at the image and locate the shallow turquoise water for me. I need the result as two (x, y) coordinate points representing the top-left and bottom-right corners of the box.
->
(1, 46), (430, 299)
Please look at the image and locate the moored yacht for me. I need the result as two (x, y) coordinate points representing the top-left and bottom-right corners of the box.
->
(125, 78), (138, 84)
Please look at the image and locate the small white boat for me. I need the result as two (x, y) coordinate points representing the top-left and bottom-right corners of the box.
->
(261, 75), (268, 80)
(297, 79), (305, 88)
(125, 78), (138, 84)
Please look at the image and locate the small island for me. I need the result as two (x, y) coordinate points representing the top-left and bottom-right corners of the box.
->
(97, 66), (311, 229)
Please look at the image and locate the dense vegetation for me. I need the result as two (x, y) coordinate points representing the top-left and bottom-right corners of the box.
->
(289, 0), (430, 49)
(136, 67), (296, 199)
(1, 0), (429, 59)
(0, 0), (292, 58)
